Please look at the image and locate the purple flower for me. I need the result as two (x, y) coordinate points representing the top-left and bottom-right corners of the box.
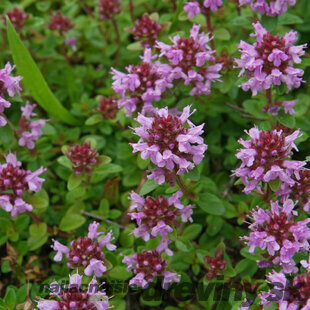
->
(242, 199), (310, 273)
(0, 153), (46, 216)
(17, 102), (46, 149)
(234, 126), (305, 194)
(130, 105), (207, 181)
(282, 100), (297, 115)
(235, 22), (306, 96)
(129, 191), (194, 241)
(65, 37), (77, 51)
(111, 48), (173, 116)
(122, 250), (180, 289)
(36, 272), (110, 310)
(51, 221), (116, 277)
(156, 24), (222, 96)
(0, 62), (22, 127)
(184, 0), (223, 18)
(239, 0), (296, 16)
(259, 269), (310, 309)
(184, 2), (201, 18)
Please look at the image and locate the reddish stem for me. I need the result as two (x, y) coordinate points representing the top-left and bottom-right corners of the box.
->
(266, 89), (273, 106)
(28, 211), (72, 238)
(129, 0), (135, 23)
(205, 9), (215, 50)
(176, 175), (195, 199)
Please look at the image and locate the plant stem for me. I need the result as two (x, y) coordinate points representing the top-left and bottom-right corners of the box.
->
(129, 0), (135, 23)
(28, 211), (72, 238)
(176, 175), (195, 199)
(266, 88), (273, 105)
(81, 210), (125, 229)
(112, 17), (121, 65)
(205, 9), (215, 50)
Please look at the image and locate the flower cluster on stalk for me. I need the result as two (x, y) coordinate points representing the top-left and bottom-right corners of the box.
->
(235, 21), (306, 96)
(0, 153), (46, 216)
(130, 105), (207, 184)
(0, 62), (23, 127)
(184, 0), (223, 18)
(5, 7), (28, 30)
(36, 273), (110, 310)
(48, 12), (73, 34)
(239, 0), (296, 16)
(17, 102), (45, 149)
(51, 222), (116, 278)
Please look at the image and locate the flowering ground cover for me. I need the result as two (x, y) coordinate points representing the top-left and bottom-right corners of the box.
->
(0, 0), (309, 309)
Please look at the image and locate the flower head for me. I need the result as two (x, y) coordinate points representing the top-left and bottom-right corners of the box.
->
(36, 272), (110, 310)
(18, 102), (45, 149)
(0, 62), (23, 127)
(98, 0), (121, 20)
(51, 222), (116, 278)
(48, 12), (73, 34)
(129, 190), (194, 241)
(96, 97), (118, 119)
(235, 22), (307, 96)
(111, 48), (173, 116)
(184, 0), (223, 18)
(239, 0), (296, 17)
(67, 142), (98, 176)
(5, 7), (28, 29)
(122, 250), (180, 289)
(156, 24), (222, 96)
(0, 153), (46, 216)
(259, 269), (310, 309)
(243, 199), (310, 273)
(130, 105), (207, 180)
(131, 14), (162, 48)
(234, 126), (304, 194)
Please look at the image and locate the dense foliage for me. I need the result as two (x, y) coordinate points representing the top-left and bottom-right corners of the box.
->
(0, 0), (309, 309)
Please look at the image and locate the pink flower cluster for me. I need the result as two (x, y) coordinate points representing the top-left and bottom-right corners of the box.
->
(18, 102), (45, 149)
(156, 24), (222, 96)
(239, 0), (296, 16)
(234, 126), (305, 194)
(129, 191), (193, 241)
(0, 62), (23, 127)
(130, 106), (207, 184)
(122, 250), (180, 289)
(243, 199), (310, 273)
(98, 0), (121, 20)
(259, 269), (310, 309)
(111, 25), (222, 116)
(111, 49), (172, 116)
(0, 154), (46, 217)
(184, 0), (223, 18)
(235, 22), (307, 96)
(36, 273), (110, 310)
(51, 222), (116, 278)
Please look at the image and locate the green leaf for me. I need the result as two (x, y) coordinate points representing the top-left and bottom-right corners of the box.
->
(213, 28), (231, 41)
(197, 193), (226, 215)
(182, 224), (202, 241)
(6, 18), (78, 125)
(57, 156), (72, 169)
(175, 239), (193, 252)
(269, 178), (280, 192)
(4, 287), (16, 309)
(108, 266), (132, 280)
(139, 179), (158, 196)
(278, 13), (303, 25)
(28, 223), (48, 250)
(68, 173), (83, 191)
(59, 213), (86, 232)
(261, 15), (278, 31)
(85, 114), (102, 126)
(206, 216), (223, 236)
(1, 260), (12, 273)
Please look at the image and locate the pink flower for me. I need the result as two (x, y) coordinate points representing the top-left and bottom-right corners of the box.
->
(242, 200), (310, 273)
(184, 2), (201, 18)
(239, 0), (296, 16)
(122, 250), (180, 289)
(234, 126), (304, 194)
(36, 273), (110, 310)
(0, 153), (46, 216)
(131, 105), (207, 181)
(184, 0), (222, 18)
(235, 22), (306, 96)
(156, 24), (222, 96)
(129, 191), (193, 241)
(51, 222), (116, 277)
